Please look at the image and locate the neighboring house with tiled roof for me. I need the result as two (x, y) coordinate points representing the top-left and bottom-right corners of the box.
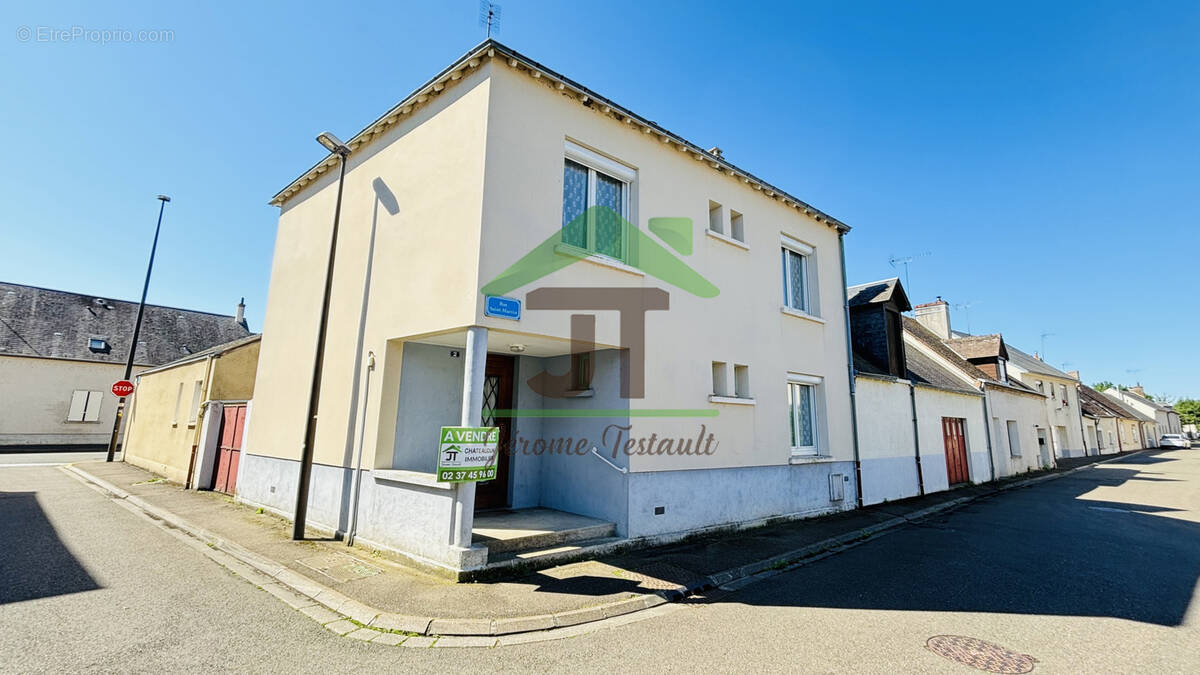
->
(0, 281), (251, 447)
(1001, 343), (1088, 459)
(904, 298), (1054, 477)
(122, 334), (261, 486)
(1101, 385), (1181, 446)
(1077, 382), (1152, 453)
(847, 278), (989, 504)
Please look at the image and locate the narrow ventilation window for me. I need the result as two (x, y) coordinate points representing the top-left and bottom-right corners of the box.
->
(708, 200), (724, 234)
(711, 361), (728, 396)
(733, 364), (751, 398)
(730, 210), (745, 242)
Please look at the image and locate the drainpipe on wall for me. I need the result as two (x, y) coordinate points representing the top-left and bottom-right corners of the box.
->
(838, 233), (863, 508)
(1076, 398), (1091, 456)
(346, 351), (376, 547)
(980, 383), (997, 482)
(908, 382), (925, 495)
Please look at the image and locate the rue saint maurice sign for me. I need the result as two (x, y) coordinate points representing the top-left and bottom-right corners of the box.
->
(436, 426), (500, 483)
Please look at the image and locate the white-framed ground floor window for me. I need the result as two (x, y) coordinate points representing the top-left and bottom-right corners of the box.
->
(787, 373), (822, 456)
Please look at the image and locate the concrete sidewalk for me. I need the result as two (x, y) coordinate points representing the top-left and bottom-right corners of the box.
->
(65, 452), (1137, 644)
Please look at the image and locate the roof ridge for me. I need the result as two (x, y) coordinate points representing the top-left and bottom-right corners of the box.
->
(1, 281), (238, 319)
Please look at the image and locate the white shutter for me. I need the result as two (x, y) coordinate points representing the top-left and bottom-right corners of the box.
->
(83, 391), (103, 422)
(188, 380), (203, 424)
(67, 390), (88, 422)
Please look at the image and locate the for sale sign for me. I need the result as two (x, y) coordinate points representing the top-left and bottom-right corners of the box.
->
(436, 426), (499, 483)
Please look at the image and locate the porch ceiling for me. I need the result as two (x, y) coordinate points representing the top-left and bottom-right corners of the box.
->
(409, 328), (618, 358)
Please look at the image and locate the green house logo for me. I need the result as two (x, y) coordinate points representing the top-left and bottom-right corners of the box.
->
(480, 208), (719, 418)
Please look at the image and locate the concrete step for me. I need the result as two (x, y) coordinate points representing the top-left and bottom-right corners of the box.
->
(485, 535), (627, 567)
(478, 521), (617, 555)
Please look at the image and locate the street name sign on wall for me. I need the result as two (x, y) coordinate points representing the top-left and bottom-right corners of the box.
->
(484, 295), (521, 320)
(436, 426), (500, 483)
(111, 380), (135, 397)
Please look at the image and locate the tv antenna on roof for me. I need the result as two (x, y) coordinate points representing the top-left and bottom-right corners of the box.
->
(888, 251), (930, 299)
(954, 301), (977, 335)
(1040, 331), (1055, 359)
(480, 1), (502, 37)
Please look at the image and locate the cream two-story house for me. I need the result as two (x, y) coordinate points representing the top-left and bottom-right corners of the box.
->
(1003, 345), (1087, 458)
(241, 41), (857, 573)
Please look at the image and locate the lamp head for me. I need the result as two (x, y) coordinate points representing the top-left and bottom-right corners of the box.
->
(157, 195), (171, 202)
(316, 132), (351, 157)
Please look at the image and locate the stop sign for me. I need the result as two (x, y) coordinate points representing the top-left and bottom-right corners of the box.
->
(111, 380), (135, 397)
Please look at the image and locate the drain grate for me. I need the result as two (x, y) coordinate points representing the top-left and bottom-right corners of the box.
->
(926, 635), (1037, 674)
(295, 552), (382, 583)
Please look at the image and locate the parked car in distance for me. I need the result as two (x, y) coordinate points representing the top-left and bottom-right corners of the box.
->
(1159, 434), (1192, 449)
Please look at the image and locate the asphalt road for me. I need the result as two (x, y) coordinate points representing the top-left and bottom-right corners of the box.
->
(1, 449), (1197, 673)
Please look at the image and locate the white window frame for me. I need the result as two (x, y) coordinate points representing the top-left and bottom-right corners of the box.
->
(562, 141), (635, 262)
(781, 234), (815, 316)
(787, 373), (822, 456)
(1006, 419), (1021, 457)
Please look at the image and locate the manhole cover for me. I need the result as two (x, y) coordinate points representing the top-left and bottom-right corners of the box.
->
(926, 635), (1036, 674)
(618, 562), (705, 592)
(295, 553), (382, 583)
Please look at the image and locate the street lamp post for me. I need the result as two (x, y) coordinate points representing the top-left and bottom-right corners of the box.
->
(293, 132), (352, 540)
(106, 195), (171, 462)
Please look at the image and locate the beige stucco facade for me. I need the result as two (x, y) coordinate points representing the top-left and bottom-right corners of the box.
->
(123, 338), (259, 484)
(242, 43), (856, 570)
(0, 354), (147, 446)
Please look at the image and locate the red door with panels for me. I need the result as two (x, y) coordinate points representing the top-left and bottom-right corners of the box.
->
(213, 404), (247, 494)
(942, 417), (970, 486)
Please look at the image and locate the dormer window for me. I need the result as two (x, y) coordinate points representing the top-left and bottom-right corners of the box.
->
(88, 338), (110, 353)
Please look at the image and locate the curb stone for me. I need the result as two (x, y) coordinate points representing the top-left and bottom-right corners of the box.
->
(61, 451), (1139, 647)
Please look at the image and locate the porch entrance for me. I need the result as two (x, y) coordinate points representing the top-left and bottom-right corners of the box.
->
(213, 404), (247, 494)
(475, 354), (514, 510)
(942, 417), (970, 485)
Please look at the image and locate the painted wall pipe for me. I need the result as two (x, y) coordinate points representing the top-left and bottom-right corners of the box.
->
(908, 381), (925, 495)
(838, 233), (863, 508)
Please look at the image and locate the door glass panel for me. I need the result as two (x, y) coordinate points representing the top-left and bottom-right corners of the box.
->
(481, 375), (499, 427)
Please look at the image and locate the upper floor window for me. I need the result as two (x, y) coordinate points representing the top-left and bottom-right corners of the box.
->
(561, 142), (634, 262)
(781, 236), (815, 315)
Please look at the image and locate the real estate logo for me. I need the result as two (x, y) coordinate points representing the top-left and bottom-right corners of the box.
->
(480, 206), (720, 419)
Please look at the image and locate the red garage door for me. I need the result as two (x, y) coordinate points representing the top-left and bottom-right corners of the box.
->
(213, 404), (247, 494)
(942, 417), (970, 486)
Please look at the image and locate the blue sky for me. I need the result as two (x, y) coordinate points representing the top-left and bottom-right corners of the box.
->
(2, 1), (1197, 397)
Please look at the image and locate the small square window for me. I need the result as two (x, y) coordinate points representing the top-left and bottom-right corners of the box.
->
(734, 364), (751, 398)
(729, 210), (744, 242)
(708, 201), (724, 235)
(711, 361), (728, 396)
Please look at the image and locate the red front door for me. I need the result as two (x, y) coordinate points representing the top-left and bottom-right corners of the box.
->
(213, 404), (247, 494)
(942, 417), (970, 486)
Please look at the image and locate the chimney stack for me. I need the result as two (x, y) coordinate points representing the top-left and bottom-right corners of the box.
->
(235, 297), (247, 329)
(1131, 385), (1146, 397)
(1067, 370), (1080, 380)
(913, 296), (951, 340)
